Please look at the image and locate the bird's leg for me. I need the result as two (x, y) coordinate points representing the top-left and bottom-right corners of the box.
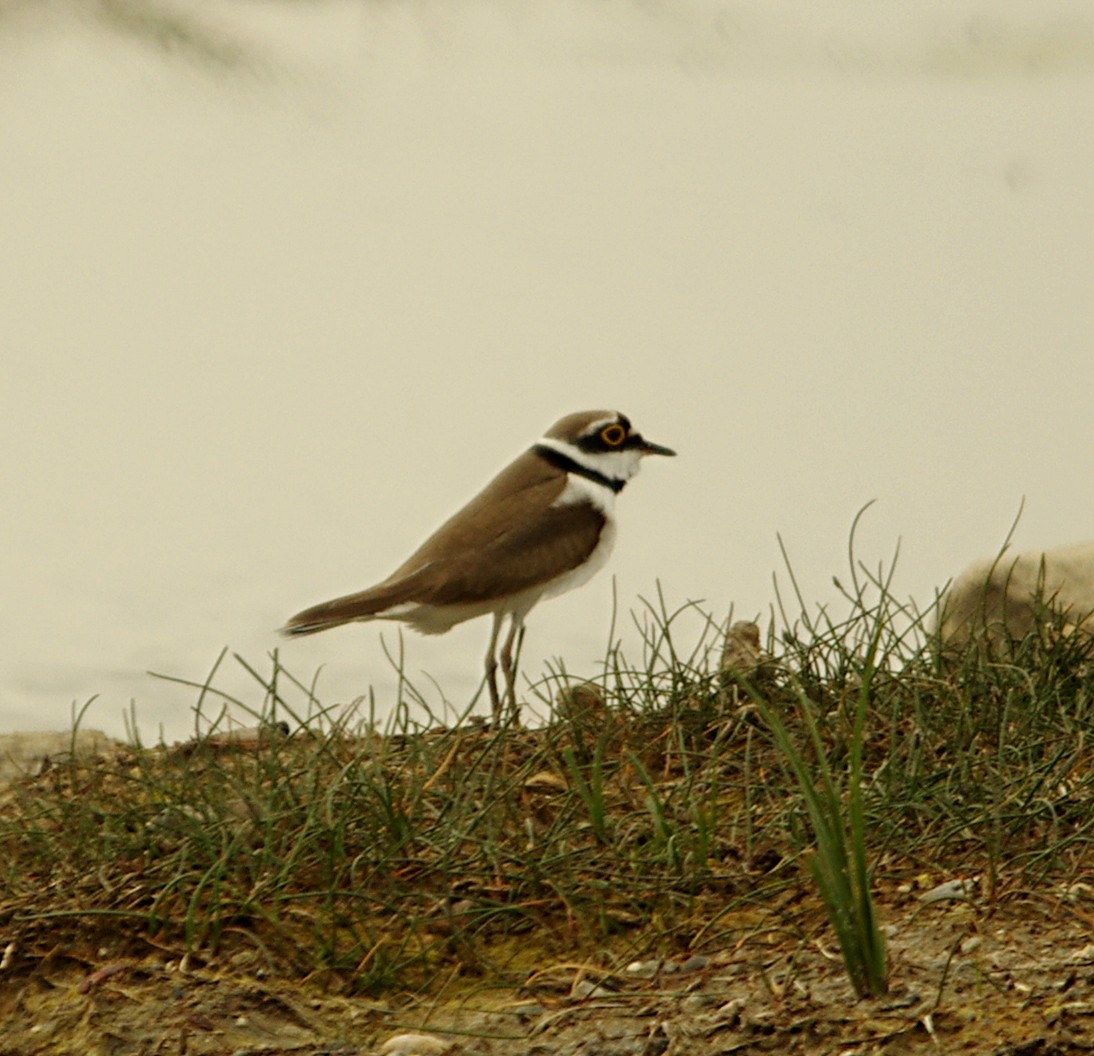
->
(484, 611), (504, 723)
(499, 615), (525, 723)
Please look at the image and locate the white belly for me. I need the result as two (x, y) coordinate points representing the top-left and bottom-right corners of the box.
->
(539, 515), (616, 603)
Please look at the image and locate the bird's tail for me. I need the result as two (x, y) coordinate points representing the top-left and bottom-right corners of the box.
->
(280, 577), (419, 637)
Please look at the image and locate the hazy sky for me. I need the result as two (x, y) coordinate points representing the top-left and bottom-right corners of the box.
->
(3, 1), (1094, 742)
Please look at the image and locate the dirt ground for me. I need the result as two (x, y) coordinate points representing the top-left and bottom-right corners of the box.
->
(4, 890), (1094, 1056)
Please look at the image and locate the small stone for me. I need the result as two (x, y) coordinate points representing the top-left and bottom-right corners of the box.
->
(680, 954), (710, 973)
(719, 622), (771, 682)
(380, 1033), (451, 1055)
(571, 979), (615, 999)
(554, 683), (608, 724)
(508, 1000), (548, 1018)
(920, 878), (976, 904)
(682, 993), (716, 1012)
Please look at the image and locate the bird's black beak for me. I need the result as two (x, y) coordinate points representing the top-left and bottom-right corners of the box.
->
(634, 435), (676, 457)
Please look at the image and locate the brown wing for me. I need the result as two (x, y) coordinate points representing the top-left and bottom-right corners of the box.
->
(386, 449), (566, 579)
(410, 500), (606, 606)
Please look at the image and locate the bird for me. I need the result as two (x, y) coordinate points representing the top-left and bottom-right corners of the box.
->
(281, 410), (675, 720)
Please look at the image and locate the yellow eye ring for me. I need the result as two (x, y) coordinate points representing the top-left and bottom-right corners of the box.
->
(601, 424), (626, 447)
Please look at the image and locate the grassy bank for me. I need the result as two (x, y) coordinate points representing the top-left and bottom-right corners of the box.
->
(2, 570), (1094, 1007)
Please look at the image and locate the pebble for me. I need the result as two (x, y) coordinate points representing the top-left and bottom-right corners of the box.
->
(508, 1000), (549, 1018)
(571, 979), (616, 999)
(682, 992), (716, 1012)
(679, 954), (710, 973)
(920, 878), (976, 904)
(379, 1033), (451, 1055)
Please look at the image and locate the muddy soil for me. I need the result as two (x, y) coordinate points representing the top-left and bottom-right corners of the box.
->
(3, 893), (1094, 1055)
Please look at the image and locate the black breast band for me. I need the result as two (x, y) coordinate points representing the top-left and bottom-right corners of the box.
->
(533, 444), (626, 494)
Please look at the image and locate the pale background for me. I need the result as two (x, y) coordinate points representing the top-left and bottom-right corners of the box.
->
(3, 1), (1093, 743)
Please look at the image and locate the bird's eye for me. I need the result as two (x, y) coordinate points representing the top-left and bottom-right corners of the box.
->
(600, 424), (626, 447)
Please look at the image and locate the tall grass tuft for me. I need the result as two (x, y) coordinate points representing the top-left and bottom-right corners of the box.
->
(747, 508), (892, 997)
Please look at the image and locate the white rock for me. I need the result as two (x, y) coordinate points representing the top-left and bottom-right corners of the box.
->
(379, 1032), (451, 1055)
(920, 878), (977, 904)
(938, 542), (1094, 651)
